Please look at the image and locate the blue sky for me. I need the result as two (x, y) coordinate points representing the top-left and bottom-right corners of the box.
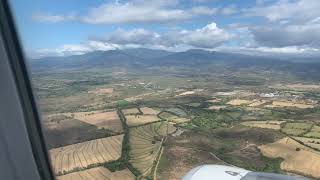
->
(9, 0), (320, 58)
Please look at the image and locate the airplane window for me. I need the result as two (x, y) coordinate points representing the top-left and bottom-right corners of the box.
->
(9, 0), (320, 179)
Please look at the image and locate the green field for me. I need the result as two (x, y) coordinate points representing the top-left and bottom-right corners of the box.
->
(281, 122), (313, 136)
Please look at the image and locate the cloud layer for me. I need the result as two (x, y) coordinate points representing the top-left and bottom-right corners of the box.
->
(32, 0), (236, 24)
(33, 22), (232, 57)
(30, 0), (320, 57)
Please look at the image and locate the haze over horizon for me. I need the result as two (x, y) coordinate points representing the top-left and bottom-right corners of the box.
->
(10, 0), (320, 58)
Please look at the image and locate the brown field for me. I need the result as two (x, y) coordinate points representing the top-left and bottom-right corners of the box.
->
(140, 107), (160, 115)
(122, 108), (140, 115)
(293, 137), (320, 150)
(241, 121), (285, 130)
(227, 99), (251, 106)
(50, 135), (123, 175)
(42, 115), (113, 148)
(248, 100), (268, 107)
(63, 110), (122, 132)
(259, 137), (320, 178)
(265, 101), (315, 109)
(215, 90), (255, 97)
(129, 122), (176, 177)
(88, 87), (114, 95)
(57, 167), (134, 180)
(125, 115), (160, 126)
(176, 91), (195, 96)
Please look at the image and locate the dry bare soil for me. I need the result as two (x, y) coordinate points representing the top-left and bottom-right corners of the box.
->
(259, 137), (320, 178)
(50, 135), (123, 175)
(56, 166), (134, 180)
(122, 108), (140, 115)
(64, 110), (123, 132)
(265, 101), (315, 109)
(140, 107), (160, 115)
(241, 121), (286, 130)
(227, 99), (251, 106)
(43, 114), (111, 148)
(129, 122), (176, 178)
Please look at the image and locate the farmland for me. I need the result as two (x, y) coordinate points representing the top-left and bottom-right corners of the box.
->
(128, 122), (176, 178)
(305, 125), (320, 138)
(281, 122), (313, 136)
(292, 137), (320, 150)
(140, 107), (160, 115)
(63, 110), (123, 132)
(159, 111), (190, 124)
(31, 53), (320, 179)
(122, 108), (141, 115)
(57, 167), (134, 180)
(266, 101), (315, 109)
(50, 135), (123, 175)
(241, 121), (285, 130)
(259, 137), (320, 178)
(125, 114), (161, 126)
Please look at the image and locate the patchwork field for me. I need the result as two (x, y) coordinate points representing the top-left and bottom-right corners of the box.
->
(227, 99), (251, 106)
(56, 166), (134, 180)
(63, 110), (123, 132)
(265, 101), (315, 109)
(125, 114), (160, 126)
(281, 122), (313, 136)
(159, 112), (190, 124)
(293, 137), (320, 150)
(88, 87), (114, 95)
(122, 108), (140, 115)
(140, 107), (160, 115)
(50, 135), (124, 175)
(43, 115), (112, 148)
(304, 125), (320, 138)
(259, 137), (320, 178)
(241, 121), (285, 130)
(129, 122), (176, 178)
(248, 100), (268, 107)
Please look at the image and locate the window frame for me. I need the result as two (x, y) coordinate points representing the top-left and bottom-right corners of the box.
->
(0, 1), (55, 179)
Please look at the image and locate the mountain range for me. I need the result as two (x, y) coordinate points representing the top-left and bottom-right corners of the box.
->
(29, 48), (320, 80)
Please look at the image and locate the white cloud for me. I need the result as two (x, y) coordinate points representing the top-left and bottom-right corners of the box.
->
(216, 45), (320, 57)
(191, 6), (218, 15)
(32, 1), (191, 24)
(81, 1), (192, 24)
(221, 5), (238, 15)
(32, 13), (75, 23)
(32, 41), (118, 58)
(104, 28), (161, 45)
(32, 1), (239, 24)
(245, 0), (320, 22)
(176, 23), (232, 48)
(99, 22), (231, 48)
(32, 22), (232, 57)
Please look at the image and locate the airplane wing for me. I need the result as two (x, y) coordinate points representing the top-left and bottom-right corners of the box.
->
(182, 165), (309, 180)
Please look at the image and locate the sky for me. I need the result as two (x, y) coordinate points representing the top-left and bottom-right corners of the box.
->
(9, 0), (320, 58)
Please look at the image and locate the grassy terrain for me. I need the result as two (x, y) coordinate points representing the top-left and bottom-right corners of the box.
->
(31, 65), (320, 179)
